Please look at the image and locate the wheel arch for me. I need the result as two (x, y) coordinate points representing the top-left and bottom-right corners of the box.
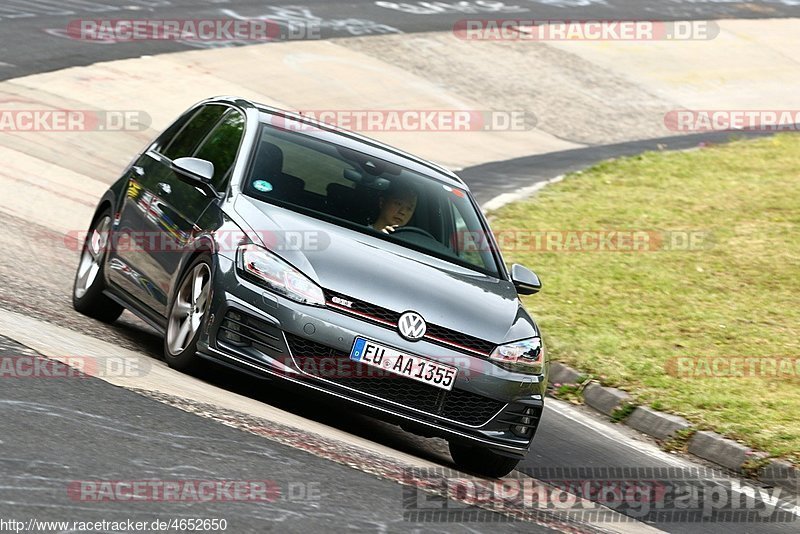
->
(168, 242), (217, 310)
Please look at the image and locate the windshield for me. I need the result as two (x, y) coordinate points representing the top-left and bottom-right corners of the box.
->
(242, 121), (501, 277)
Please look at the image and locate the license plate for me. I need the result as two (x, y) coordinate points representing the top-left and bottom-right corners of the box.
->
(350, 337), (457, 391)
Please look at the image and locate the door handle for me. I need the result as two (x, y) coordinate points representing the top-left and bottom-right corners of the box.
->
(157, 182), (172, 195)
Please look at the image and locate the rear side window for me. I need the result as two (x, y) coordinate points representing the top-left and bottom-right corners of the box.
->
(162, 105), (227, 161)
(193, 110), (245, 191)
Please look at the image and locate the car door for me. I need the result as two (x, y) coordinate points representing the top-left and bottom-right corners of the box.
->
(149, 106), (247, 317)
(108, 104), (244, 317)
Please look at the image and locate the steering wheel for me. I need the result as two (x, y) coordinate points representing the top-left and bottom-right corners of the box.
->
(391, 226), (436, 240)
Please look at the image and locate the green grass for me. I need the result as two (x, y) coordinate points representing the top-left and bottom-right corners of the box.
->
(490, 134), (800, 464)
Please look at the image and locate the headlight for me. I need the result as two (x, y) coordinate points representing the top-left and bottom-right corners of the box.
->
(237, 244), (325, 306)
(489, 337), (544, 374)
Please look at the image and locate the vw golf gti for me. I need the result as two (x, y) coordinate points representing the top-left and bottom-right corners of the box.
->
(73, 97), (548, 477)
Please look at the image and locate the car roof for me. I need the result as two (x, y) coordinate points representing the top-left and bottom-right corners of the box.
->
(206, 96), (469, 190)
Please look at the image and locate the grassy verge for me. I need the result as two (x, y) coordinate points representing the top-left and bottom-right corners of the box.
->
(490, 134), (800, 465)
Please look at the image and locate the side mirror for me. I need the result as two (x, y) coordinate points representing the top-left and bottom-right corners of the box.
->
(172, 158), (214, 185)
(171, 157), (217, 196)
(511, 264), (541, 295)
(172, 157), (214, 182)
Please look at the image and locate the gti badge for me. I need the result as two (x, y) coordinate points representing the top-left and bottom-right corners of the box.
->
(398, 311), (427, 341)
(331, 296), (353, 308)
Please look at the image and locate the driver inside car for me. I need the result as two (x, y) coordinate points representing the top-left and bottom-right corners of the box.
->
(371, 182), (418, 234)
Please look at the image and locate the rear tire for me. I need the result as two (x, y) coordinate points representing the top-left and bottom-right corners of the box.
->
(164, 254), (213, 372)
(449, 442), (521, 478)
(72, 210), (124, 323)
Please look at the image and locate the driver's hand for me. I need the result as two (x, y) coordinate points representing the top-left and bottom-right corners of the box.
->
(381, 225), (399, 234)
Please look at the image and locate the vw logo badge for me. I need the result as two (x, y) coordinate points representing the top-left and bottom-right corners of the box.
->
(398, 311), (427, 341)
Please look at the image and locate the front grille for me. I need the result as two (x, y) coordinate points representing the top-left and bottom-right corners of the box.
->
(328, 293), (398, 324)
(286, 334), (505, 426)
(324, 290), (497, 356)
(424, 324), (496, 355)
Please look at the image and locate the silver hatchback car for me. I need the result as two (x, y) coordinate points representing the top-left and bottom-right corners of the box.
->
(73, 97), (548, 477)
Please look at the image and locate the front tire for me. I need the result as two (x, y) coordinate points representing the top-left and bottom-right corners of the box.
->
(449, 442), (521, 478)
(164, 254), (213, 372)
(72, 210), (124, 323)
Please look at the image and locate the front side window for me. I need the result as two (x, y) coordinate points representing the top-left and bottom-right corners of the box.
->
(193, 110), (245, 191)
(243, 121), (500, 277)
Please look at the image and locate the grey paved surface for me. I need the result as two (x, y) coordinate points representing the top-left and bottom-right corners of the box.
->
(2, 0), (800, 80)
(0, 335), (561, 533)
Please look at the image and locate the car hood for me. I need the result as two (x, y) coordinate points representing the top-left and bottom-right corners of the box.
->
(234, 196), (531, 344)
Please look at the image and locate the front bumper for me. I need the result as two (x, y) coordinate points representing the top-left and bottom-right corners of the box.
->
(197, 254), (548, 458)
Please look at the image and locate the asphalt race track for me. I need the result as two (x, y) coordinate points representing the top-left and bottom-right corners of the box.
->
(1, 1), (799, 533)
(0, 335), (556, 532)
(2, 0), (800, 80)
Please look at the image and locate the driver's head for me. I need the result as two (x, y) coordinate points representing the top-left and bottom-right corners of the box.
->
(376, 182), (418, 228)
